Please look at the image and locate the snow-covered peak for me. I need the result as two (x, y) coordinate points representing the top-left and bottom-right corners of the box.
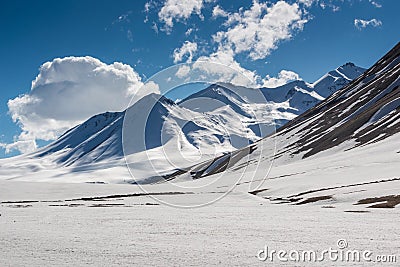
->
(311, 63), (366, 98)
(337, 62), (366, 79)
(0, 57), (372, 183)
(166, 43), (400, 184)
(277, 43), (400, 159)
(179, 84), (252, 118)
(35, 111), (124, 160)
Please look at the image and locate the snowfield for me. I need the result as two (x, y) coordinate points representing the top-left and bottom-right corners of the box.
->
(1, 179), (399, 266)
(1, 132), (399, 266)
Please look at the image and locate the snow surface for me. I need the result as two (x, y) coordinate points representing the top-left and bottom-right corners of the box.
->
(1, 132), (399, 265)
(1, 180), (399, 266)
(311, 62), (366, 98)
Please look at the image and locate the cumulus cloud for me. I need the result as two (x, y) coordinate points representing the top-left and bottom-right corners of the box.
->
(175, 65), (192, 78)
(173, 41), (198, 63)
(174, 47), (302, 89)
(212, 5), (229, 18)
(158, 0), (209, 32)
(170, 1), (307, 88)
(262, 70), (301, 88)
(0, 140), (37, 154)
(7, 56), (159, 154)
(176, 48), (259, 88)
(354, 18), (382, 29)
(214, 0), (307, 60)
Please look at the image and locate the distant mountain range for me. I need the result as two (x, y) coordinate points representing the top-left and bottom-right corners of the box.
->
(0, 60), (368, 182)
(166, 42), (400, 187)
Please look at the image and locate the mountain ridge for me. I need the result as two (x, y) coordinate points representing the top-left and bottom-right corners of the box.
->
(174, 42), (400, 182)
(0, 62), (369, 182)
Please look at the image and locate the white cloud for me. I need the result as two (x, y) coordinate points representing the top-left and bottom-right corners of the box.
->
(191, 48), (260, 87)
(354, 18), (382, 29)
(170, 1), (307, 88)
(158, 0), (207, 32)
(144, 2), (151, 13)
(144, 0), (157, 23)
(369, 0), (382, 8)
(185, 28), (193, 36)
(174, 47), (302, 89)
(214, 0), (308, 60)
(297, 0), (317, 8)
(175, 65), (192, 78)
(262, 70), (301, 88)
(212, 5), (229, 18)
(0, 140), (37, 154)
(319, 1), (340, 12)
(142, 81), (160, 93)
(7, 56), (159, 154)
(332, 5), (340, 12)
(173, 41), (198, 63)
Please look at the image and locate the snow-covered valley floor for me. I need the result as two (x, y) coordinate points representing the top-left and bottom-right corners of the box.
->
(1, 178), (399, 266)
(1, 133), (400, 266)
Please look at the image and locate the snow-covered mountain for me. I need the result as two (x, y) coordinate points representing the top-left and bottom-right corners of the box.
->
(1, 45), (398, 267)
(165, 42), (400, 202)
(34, 93), (260, 166)
(0, 62), (366, 182)
(186, 63), (366, 128)
(311, 62), (366, 98)
(276, 57), (399, 159)
(262, 62), (365, 112)
(36, 112), (125, 166)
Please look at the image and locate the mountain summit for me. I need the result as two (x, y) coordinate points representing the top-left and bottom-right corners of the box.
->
(311, 62), (366, 98)
(174, 42), (399, 185)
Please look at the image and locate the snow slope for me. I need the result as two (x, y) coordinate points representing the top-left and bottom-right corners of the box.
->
(161, 43), (400, 206)
(185, 62), (365, 128)
(311, 62), (366, 98)
(0, 62), (366, 183)
(0, 92), (260, 182)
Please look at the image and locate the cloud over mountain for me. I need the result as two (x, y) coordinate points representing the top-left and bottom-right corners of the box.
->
(173, 41), (198, 63)
(213, 0), (307, 60)
(7, 56), (158, 154)
(170, 0), (308, 87)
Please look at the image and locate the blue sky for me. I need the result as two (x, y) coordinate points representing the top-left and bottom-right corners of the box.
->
(0, 0), (399, 157)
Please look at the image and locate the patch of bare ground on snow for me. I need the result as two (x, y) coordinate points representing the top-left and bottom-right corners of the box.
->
(355, 194), (400, 208)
